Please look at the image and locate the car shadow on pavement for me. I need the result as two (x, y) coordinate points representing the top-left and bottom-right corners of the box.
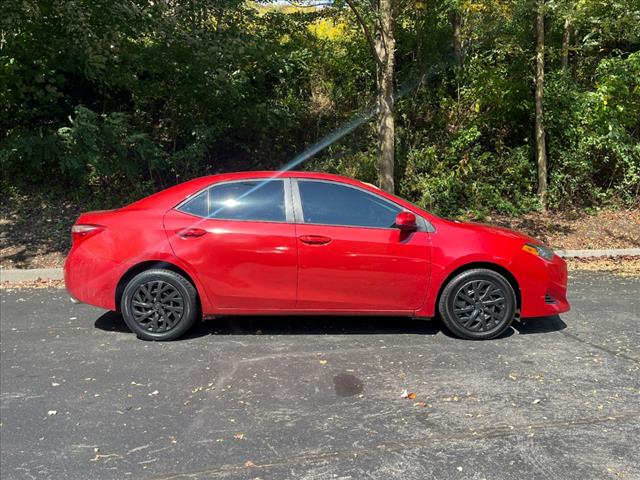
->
(94, 311), (443, 338)
(512, 315), (567, 334)
(188, 315), (445, 337)
(94, 312), (566, 340)
(94, 311), (131, 333)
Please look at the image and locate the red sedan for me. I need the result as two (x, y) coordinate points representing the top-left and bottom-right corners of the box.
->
(65, 171), (569, 340)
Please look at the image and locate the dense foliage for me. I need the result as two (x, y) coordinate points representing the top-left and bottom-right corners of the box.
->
(1, 0), (639, 216)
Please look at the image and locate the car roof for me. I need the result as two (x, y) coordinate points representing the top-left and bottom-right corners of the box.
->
(123, 171), (431, 218)
(199, 170), (376, 183)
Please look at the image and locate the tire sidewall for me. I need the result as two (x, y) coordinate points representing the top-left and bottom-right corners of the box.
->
(440, 269), (516, 340)
(121, 269), (198, 341)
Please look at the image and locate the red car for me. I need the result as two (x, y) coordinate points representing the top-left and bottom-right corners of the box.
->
(65, 171), (569, 341)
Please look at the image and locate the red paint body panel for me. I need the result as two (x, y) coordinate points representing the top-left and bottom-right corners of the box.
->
(414, 219), (569, 318)
(64, 171), (570, 321)
(296, 225), (430, 311)
(163, 210), (298, 310)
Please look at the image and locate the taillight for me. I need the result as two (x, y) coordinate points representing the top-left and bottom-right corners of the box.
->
(71, 224), (104, 243)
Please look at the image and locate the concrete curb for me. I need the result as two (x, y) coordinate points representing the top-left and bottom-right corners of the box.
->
(555, 248), (640, 258)
(1, 248), (639, 282)
(1, 268), (64, 282)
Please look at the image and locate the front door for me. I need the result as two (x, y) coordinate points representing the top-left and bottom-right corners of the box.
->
(293, 179), (431, 312)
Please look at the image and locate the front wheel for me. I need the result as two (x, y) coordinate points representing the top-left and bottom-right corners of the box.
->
(121, 269), (199, 341)
(438, 268), (516, 340)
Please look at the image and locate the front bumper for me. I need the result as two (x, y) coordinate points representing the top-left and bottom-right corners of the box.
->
(515, 253), (570, 318)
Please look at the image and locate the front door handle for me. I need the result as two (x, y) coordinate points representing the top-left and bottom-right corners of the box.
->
(175, 228), (207, 238)
(299, 235), (332, 245)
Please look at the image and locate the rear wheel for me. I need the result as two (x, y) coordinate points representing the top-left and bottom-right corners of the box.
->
(438, 268), (516, 340)
(121, 269), (199, 341)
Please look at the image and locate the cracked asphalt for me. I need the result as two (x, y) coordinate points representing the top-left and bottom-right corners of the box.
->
(1, 271), (639, 480)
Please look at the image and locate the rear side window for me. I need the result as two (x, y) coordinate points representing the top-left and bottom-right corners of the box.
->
(178, 190), (208, 217)
(178, 180), (286, 222)
(297, 180), (401, 228)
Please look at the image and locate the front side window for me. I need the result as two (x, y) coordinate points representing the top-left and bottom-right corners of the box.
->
(297, 180), (401, 228)
(178, 180), (286, 222)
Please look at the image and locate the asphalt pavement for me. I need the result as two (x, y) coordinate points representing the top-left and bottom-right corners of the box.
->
(1, 271), (639, 480)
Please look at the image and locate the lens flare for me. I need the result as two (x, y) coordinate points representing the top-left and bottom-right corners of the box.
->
(209, 64), (441, 215)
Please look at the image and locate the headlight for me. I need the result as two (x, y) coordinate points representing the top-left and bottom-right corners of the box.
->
(522, 242), (554, 261)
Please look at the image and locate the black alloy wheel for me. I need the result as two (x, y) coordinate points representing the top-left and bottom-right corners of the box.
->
(438, 268), (517, 340)
(121, 269), (199, 341)
(131, 280), (184, 333)
(452, 279), (507, 332)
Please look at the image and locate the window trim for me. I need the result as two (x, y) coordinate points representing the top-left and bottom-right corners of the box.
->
(174, 177), (294, 224)
(292, 178), (430, 232)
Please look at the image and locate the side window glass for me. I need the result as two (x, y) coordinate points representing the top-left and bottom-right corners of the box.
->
(298, 181), (401, 228)
(178, 180), (286, 222)
(178, 190), (208, 217)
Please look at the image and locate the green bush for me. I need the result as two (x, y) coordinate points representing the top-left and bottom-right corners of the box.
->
(546, 53), (640, 207)
(399, 135), (536, 218)
(1, 0), (639, 215)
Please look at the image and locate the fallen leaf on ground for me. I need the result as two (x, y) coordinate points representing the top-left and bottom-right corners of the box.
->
(400, 390), (417, 399)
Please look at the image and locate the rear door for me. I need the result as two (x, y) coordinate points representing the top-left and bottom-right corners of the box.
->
(293, 179), (431, 312)
(163, 178), (298, 311)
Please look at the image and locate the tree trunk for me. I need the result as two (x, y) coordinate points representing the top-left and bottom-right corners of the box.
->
(535, 0), (547, 210)
(561, 17), (570, 71)
(450, 9), (463, 68)
(375, 0), (396, 193)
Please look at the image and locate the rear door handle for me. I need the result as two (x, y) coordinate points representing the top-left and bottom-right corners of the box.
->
(299, 235), (332, 245)
(175, 228), (207, 238)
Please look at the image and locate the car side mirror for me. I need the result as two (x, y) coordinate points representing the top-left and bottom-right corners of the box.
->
(395, 211), (417, 231)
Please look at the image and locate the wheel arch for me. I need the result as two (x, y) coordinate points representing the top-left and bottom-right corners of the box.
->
(434, 261), (521, 313)
(115, 261), (203, 313)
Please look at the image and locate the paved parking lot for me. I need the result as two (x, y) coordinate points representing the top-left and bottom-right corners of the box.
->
(1, 271), (639, 479)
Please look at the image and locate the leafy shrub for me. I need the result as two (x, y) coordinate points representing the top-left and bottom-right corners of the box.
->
(546, 53), (640, 207)
(399, 128), (536, 217)
(56, 106), (164, 197)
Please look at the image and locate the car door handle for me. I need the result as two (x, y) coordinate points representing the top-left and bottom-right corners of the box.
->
(175, 228), (207, 238)
(299, 235), (332, 245)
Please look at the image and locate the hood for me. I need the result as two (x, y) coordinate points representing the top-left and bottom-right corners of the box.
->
(446, 219), (541, 244)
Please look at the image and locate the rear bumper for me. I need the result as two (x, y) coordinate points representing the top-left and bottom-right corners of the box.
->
(64, 247), (125, 311)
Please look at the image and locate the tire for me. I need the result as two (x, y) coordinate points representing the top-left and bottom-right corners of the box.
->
(121, 269), (199, 341)
(438, 268), (516, 340)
